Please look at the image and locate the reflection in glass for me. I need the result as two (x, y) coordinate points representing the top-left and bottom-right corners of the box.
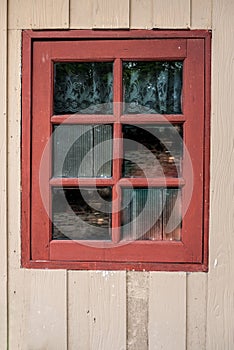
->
(53, 124), (112, 178)
(122, 124), (183, 178)
(123, 61), (183, 114)
(52, 187), (112, 240)
(121, 188), (181, 241)
(54, 62), (113, 114)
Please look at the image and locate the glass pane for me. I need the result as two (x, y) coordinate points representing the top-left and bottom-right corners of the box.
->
(52, 187), (112, 240)
(122, 124), (183, 178)
(54, 62), (113, 115)
(123, 61), (183, 114)
(53, 124), (112, 178)
(121, 188), (181, 241)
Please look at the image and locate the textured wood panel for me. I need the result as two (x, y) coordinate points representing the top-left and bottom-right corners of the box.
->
(92, 0), (129, 28)
(153, 0), (190, 28)
(0, 0), (7, 348)
(68, 271), (126, 350)
(186, 273), (207, 349)
(130, 0), (153, 29)
(127, 272), (149, 350)
(8, 30), (67, 350)
(149, 272), (186, 350)
(206, 1), (234, 348)
(70, 0), (93, 28)
(191, 0), (212, 29)
(8, 0), (69, 29)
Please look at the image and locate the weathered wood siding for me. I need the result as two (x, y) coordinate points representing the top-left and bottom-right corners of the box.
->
(1, 0), (233, 349)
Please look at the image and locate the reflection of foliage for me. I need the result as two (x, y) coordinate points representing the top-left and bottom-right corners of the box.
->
(54, 62), (113, 114)
(123, 61), (183, 114)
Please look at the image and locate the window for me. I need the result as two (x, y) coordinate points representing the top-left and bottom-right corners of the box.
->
(22, 30), (211, 271)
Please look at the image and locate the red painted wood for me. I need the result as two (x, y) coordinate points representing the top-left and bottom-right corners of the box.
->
(118, 178), (185, 187)
(120, 115), (185, 123)
(21, 30), (211, 271)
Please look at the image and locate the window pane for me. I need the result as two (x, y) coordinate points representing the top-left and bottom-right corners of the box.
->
(53, 124), (112, 178)
(123, 61), (183, 114)
(52, 187), (112, 240)
(121, 188), (181, 241)
(123, 124), (183, 178)
(54, 62), (113, 115)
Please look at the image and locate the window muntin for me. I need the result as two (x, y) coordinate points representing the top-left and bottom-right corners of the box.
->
(22, 30), (210, 270)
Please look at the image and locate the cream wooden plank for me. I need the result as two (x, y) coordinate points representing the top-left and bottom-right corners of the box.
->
(130, 0), (153, 29)
(8, 0), (69, 29)
(68, 270), (126, 350)
(191, 0), (212, 29)
(127, 272), (149, 350)
(186, 273), (207, 350)
(9, 270), (67, 349)
(92, 0), (129, 28)
(7, 30), (67, 349)
(153, 0), (190, 28)
(149, 272), (186, 350)
(70, 0), (93, 28)
(206, 1), (234, 349)
(0, 0), (7, 349)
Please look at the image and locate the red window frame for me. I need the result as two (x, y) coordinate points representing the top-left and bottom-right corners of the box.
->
(22, 30), (211, 271)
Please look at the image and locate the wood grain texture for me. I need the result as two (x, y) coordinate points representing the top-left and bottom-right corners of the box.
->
(0, 0), (7, 348)
(68, 271), (126, 350)
(8, 31), (67, 350)
(127, 272), (149, 350)
(206, 0), (234, 348)
(130, 0), (153, 29)
(9, 270), (67, 349)
(153, 0), (190, 28)
(186, 273), (207, 349)
(92, 0), (129, 28)
(8, 0), (69, 29)
(70, 0), (93, 28)
(191, 0), (212, 29)
(149, 272), (186, 350)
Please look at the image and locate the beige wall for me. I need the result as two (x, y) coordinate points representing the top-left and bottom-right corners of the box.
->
(0, 0), (233, 349)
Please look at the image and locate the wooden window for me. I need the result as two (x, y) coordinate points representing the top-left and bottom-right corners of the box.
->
(22, 30), (211, 271)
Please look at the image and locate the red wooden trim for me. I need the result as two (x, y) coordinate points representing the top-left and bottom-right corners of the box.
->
(49, 240), (200, 263)
(51, 115), (116, 124)
(22, 259), (208, 272)
(36, 39), (187, 61)
(21, 31), (32, 265)
(120, 115), (185, 123)
(118, 178), (185, 187)
(25, 29), (211, 40)
(49, 178), (115, 187)
(21, 30), (211, 271)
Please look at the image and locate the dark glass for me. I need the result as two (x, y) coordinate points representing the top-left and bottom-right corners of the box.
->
(53, 124), (112, 178)
(54, 62), (113, 114)
(122, 124), (183, 178)
(123, 61), (183, 114)
(52, 187), (112, 240)
(121, 188), (181, 241)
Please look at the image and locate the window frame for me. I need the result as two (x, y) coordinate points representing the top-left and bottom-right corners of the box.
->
(22, 29), (211, 271)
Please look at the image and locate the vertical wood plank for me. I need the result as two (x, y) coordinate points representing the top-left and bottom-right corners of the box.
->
(68, 271), (126, 350)
(8, 30), (68, 350)
(70, 0), (93, 28)
(149, 272), (186, 350)
(191, 0), (212, 29)
(153, 0), (190, 28)
(93, 0), (130, 28)
(127, 272), (149, 350)
(130, 0), (153, 29)
(207, 1), (234, 349)
(0, 0), (7, 348)
(8, 0), (69, 29)
(186, 273), (207, 350)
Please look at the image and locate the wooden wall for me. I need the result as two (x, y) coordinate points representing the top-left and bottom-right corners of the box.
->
(0, 0), (233, 349)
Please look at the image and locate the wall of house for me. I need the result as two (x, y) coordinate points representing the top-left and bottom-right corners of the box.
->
(0, 0), (233, 349)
